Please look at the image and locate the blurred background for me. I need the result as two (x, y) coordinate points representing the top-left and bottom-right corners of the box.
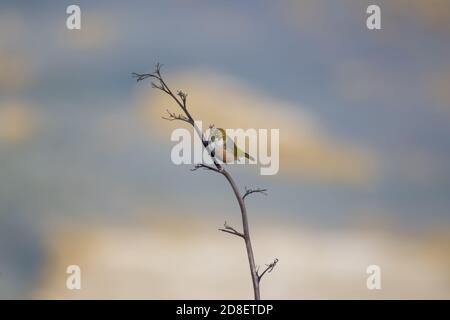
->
(1, 0), (449, 299)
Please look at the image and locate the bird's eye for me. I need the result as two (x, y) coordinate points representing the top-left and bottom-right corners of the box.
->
(211, 136), (215, 142)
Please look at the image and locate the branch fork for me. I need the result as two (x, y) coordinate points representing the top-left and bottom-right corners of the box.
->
(218, 221), (244, 239)
(162, 109), (191, 124)
(243, 187), (268, 201)
(257, 258), (279, 282)
(190, 163), (222, 174)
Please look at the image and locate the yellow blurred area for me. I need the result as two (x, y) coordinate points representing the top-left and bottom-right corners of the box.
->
(0, 53), (33, 91)
(136, 70), (377, 185)
(34, 216), (450, 299)
(0, 102), (37, 144)
(391, 0), (450, 31)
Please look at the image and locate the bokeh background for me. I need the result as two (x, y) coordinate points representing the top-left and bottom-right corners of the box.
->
(1, 0), (450, 299)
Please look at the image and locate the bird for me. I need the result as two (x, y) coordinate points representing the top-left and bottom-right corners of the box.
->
(207, 127), (255, 163)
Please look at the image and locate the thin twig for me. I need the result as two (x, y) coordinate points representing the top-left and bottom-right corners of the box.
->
(218, 221), (244, 238)
(162, 109), (192, 124)
(243, 187), (268, 201)
(257, 258), (279, 282)
(191, 164), (222, 174)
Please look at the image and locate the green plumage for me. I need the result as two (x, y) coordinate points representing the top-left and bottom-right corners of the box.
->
(210, 127), (255, 162)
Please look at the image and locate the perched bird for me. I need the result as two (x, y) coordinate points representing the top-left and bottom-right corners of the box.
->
(207, 127), (255, 163)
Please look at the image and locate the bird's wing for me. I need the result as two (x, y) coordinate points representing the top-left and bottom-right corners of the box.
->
(225, 136), (237, 151)
(221, 129), (254, 160)
(227, 136), (251, 159)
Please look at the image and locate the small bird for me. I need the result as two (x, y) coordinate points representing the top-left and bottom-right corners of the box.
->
(207, 127), (255, 163)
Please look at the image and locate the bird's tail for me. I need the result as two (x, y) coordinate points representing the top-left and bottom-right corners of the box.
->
(244, 152), (255, 162)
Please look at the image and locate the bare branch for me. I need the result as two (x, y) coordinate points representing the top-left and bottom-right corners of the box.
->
(177, 90), (188, 108)
(151, 81), (165, 91)
(190, 164), (222, 174)
(257, 258), (279, 282)
(131, 72), (152, 82)
(162, 109), (192, 124)
(243, 187), (268, 201)
(218, 221), (244, 239)
(133, 64), (220, 170)
(155, 62), (163, 75)
(133, 63), (274, 300)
